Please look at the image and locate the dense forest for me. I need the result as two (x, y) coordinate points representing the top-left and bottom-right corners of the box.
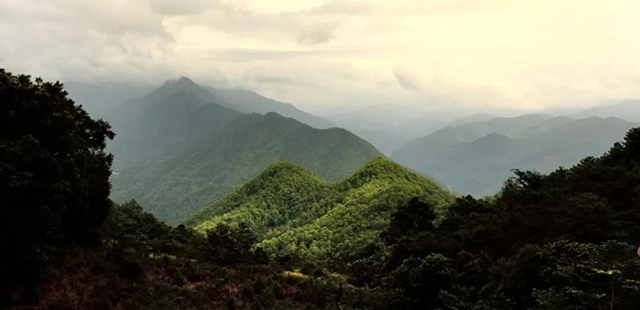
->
(3, 70), (640, 309)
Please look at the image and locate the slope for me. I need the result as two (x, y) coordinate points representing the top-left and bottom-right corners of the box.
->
(104, 91), (241, 169)
(209, 88), (335, 129)
(110, 112), (383, 224)
(187, 158), (454, 269)
(102, 77), (334, 166)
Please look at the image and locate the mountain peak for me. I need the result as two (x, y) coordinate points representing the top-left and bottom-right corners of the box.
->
(176, 76), (197, 85)
(161, 76), (199, 88)
(138, 76), (209, 105)
(260, 162), (318, 178)
(342, 157), (413, 186)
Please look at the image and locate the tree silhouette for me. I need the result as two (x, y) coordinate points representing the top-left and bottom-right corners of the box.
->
(0, 69), (114, 306)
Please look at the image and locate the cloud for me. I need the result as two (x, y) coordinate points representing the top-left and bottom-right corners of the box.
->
(1, 0), (640, 111)
(149, 0), (216, 16)
(297, 23), (335, 45)
(249, 74), (293, 85)
(393, 69), (421, 91)
(309, 1), (374, 16)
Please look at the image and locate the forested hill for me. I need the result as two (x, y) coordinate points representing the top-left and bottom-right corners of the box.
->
(186, 157), (454, 269)
(111, 112), (383, 224)
(351, 128), (640, 309)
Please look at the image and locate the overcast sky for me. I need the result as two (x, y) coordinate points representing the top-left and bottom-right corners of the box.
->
(1, 0), (639, 111)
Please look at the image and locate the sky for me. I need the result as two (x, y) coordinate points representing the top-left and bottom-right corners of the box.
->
(1, 0), (640, 112)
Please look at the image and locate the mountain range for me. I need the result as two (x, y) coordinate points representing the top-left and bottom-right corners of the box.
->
(571, 99), (640, 121)
(104, 78), (382, 224)
(392, 114), (638, 195)
(95, 77), (640, 220)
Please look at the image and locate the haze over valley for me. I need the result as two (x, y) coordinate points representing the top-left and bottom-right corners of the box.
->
(97, 76), (640, 202)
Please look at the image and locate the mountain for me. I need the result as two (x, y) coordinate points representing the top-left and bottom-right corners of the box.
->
(322, 116), (411, 155)
(573, 99), (640, 121)
(346, 129), (409, 155)
(445, 113), (497, 127)
(388, 115), (550, 165)
(323, 105), (447, 155)
(209, 88), (335, 129)
(100, 77), (365, 224)
(126, 77), (334, 129)
(63, 81), (153, 115)
(110, 111), (383, 224)
(101, 78), (334, 157)
(511, 116), (574, 138)
(186, 158), (453, 267)
(392, 116), (638, 196)
(104, 91), (242, 169)
(454, 114), (551, 137)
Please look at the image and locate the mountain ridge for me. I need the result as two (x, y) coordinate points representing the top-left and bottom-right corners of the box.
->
(110, 111), (383, 224)
(187, 157), (454, 266)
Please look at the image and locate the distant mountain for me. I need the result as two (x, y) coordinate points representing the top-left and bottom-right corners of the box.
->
(511, 116), (574, 138)
(445, 113), (497, 127)
(391, 114), (551, 164)
(392, 116), (638, 196)
(572, 100), (640, 121)
(128, 77), (334, 129)
(110, 111), (383, 224)
(63, 81), (153, 115)
(209, 88), (335, 129)
(101, 77), (339, 167)
(455, 114), (551, 137)
(323, 105), (447, 155)
(345, 129), (409, 155)
(104, 91), (242, 169)
(186, 158), (453, 265)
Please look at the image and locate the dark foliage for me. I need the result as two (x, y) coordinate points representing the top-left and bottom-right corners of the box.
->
(19, 201), (366, 310)
(0, 69), (114, 306)
(350, 128), (640, 309)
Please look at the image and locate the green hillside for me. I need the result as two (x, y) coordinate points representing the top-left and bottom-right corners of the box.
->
(187, 157), (454, 269)
(111, 112), (383, 224)
(184, 162), (335, 230)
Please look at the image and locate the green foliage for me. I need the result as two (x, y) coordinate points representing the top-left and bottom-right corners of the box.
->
(351, 128), (640, 309)
(0, 70), (114, 306)
(204, 222), (265, 265)
(189, 158), (454, 270)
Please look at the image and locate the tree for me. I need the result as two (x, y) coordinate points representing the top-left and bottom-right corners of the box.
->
(0, 69), (114, 306)
(204, 222), (259, 265)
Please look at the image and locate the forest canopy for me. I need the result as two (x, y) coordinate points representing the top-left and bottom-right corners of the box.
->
(0, 69), (114, 305)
